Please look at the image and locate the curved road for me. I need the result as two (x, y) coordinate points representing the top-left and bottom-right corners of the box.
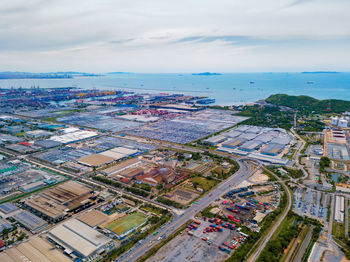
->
(116, 159), (258, 262)
(246, 167), (292, 262)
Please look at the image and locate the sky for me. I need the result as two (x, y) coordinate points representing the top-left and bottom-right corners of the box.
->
(0, 0), (349, 73)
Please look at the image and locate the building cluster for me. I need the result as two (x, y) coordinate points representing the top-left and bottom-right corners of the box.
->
(205, 125), (293, 165)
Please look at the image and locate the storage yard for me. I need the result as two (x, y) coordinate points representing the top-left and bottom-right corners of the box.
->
(125, 109), (247, 144)
(149, 218), (247, 262)
(205, 125), (293, 164)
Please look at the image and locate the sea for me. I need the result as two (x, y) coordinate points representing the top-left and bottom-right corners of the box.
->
(0, 73), (350, 105)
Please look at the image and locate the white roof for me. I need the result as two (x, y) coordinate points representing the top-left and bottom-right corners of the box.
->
(50, 130), (97, 144)
(49, 219), (111, 258)
(62, 127), (80, 133)
(100, 150), (126, 160)
(112, 147), (138, 156)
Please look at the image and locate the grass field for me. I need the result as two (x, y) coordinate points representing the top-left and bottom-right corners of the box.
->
(106, 212), (147, 236)
(190, 176), (217, 192)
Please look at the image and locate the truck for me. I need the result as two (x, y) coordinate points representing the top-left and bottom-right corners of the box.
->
(246, 201), (256, 207)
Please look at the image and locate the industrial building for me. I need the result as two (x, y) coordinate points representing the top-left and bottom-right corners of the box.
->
(49, 130), (98, 144)
(222, 138), (246, 149)
(136, 167), (176, 186)
(261, 143), (285, 156)
(23, 181), (94, 222)
(12, 210), (48, 233)
(335, 195), (345, 223)
(0, 202), (19, 215)
(0, 237), (71, 262)
(101, 158), (143, 176)
(25, 129), (53, 139)
(204, 135), (227, 146)
(239, 140), (263, 152)
(48, 218), (114, 260)
(77, 154), (115, 168)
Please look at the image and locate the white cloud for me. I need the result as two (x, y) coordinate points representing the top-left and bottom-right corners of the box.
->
(0, 0), (349, 72)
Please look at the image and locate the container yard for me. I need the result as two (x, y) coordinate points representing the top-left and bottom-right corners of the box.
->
(149, 218), (247, 262)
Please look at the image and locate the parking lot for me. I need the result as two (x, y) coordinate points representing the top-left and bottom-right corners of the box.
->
(293, 187), (328, 222)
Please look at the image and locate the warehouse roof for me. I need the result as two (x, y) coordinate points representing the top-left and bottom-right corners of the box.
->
(0, 203), (19, 214)
(13, 211), (48, 233)
(0, 237), (71, 262)
(239, 140), (263, 151)
(48, 218), (112, 258)
(77, 210), (110, 227)
(99, 150), (126, 160)
(103, 158), (141, 175)
(78, 154), (115, 167)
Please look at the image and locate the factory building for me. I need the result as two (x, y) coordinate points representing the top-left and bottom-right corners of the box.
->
(48, 219), (114, 260)
(335, 195), (345, 223)
(22, 181), (94, 223)
(12, 211), (48, 233)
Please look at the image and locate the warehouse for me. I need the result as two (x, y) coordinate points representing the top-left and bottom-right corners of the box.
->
(48, 218), (114, 260)
(34, 139), (62, 148)
(0, 219), (12, 232)
(78, 154), (115, 167)
(49, 130), (98, 144)
(0, 237), (71, 262)
(204, 135), (227, 146)
(222, 138), (246, 149)
(25, 130), (53, 139)
(99, 150), (126, 161)
(239, 140), (263, 152)
(12, 210), (48, 233)
(0, 202), (19, 215)
(335, 195), (345, 223)
(23, 181), (94, 222)
(77, 210), (110, 228)
(261, 143), (285, 156)
(238, 132), (258, 141)
(101, 158), (142, 176)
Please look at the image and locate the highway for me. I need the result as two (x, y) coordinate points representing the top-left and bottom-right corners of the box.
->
(246, 167), (292, 262)
(116, 159), (258, 262)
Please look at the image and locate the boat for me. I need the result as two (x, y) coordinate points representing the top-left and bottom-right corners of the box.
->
(307, 81), (314, 84)
(249, 81), (255, 84)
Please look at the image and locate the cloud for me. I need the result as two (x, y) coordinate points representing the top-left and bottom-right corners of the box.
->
(0, 0), (349, 72)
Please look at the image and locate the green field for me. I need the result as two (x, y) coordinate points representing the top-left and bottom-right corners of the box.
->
(106, 212), (147, 236)
(190, 176), (217, 192)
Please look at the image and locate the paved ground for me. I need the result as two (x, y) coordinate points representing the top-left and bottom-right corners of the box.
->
(148, 220), (240, 262)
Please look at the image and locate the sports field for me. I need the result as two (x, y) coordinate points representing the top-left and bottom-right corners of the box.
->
(106, 212), (147, 236)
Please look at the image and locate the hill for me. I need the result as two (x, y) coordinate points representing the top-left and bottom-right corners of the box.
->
(265, 94), (350, 114)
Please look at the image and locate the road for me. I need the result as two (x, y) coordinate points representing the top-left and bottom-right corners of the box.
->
(291, 128), (308, 179)
(116, 159), (257, 262)
(246, 167), (292, 262)
(294, 225), (314, 262)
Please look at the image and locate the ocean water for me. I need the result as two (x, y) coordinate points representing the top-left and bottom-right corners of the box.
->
(1, 73), (350, 105)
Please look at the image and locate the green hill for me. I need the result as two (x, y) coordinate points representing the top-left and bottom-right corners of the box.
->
(266, 94), (350, 114)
